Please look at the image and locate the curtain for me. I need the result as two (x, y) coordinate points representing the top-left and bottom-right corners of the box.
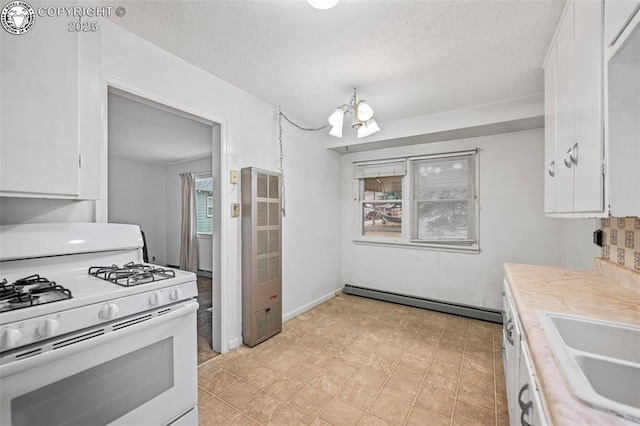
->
(179, 173), (198, 272)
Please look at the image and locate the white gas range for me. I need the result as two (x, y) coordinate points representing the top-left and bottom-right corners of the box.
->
(0, 223), (199, 426)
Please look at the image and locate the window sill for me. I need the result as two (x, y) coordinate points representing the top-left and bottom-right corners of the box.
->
(353, 238), (480, 254)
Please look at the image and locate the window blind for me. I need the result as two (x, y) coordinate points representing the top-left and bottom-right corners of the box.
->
(412, 153), (477, 242)
(353, 161), (406, 178)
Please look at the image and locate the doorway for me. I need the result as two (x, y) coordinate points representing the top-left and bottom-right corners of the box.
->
(104, 87), (222, 364)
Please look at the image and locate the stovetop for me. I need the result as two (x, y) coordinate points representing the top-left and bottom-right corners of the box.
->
(88, 262), (176, 287)
(0, 275), (73, 313)
(0, 255), (196, 325)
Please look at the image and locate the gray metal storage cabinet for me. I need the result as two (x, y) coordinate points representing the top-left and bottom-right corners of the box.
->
(241, 167), (282, 347)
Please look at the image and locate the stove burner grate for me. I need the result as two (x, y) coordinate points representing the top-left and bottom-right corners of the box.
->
(0, 275), (73, 313)
(88, 262), (176, 287)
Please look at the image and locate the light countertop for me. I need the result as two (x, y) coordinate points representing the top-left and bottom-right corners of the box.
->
(504, 259), (640, 426)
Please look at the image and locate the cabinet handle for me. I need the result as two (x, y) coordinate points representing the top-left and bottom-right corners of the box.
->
(518, 383), (534, 426)
(548, 160), (555, 177)
(570, 143), (578, 165)
(520, 401), (533, 426)
(563, 147), (573, 168)
(505, 318), (514, 345)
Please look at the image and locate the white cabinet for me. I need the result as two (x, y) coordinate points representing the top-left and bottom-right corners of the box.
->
(0, 0), (100, 200)
(604, 0), (640, 47)
(544, 0), (604, 215)
(543, 45), (557, 214)
(606, 7), (640, 216)
(503, 279), (549, 426)
(502, 282), (522, 421)
(573, 0), (605, 213)
(517, 341), (549, 426)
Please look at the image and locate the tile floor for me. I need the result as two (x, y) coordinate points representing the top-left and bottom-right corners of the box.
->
(197, 293), (508, 425)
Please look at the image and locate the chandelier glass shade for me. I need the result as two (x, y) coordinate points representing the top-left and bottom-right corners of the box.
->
(328, 88), (380, 138)
(308, 0), (339, 10)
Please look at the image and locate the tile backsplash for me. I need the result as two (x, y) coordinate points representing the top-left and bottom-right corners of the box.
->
(601, 217), (640, 271)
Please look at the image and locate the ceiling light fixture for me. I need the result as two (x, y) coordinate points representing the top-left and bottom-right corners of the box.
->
(328, 88), (381, 139)
(308, 0), (339, 10)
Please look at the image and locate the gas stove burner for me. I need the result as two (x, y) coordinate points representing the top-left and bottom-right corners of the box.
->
(88, 261), (176, 287)
(0, 275), (73, 313)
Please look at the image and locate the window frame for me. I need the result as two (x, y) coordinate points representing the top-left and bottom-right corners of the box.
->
(353, 150), (479, 253)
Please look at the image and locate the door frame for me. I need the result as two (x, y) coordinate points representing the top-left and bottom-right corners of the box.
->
(96, 74), (228, 354)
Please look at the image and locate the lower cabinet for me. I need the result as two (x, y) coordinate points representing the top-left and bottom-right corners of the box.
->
(517, 341), (548, 426)
(503, 279), (549, 426)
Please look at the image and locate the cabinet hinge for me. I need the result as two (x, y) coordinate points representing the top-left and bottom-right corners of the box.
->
(601, 158), (606, 175)
(78, 154), (83, 168)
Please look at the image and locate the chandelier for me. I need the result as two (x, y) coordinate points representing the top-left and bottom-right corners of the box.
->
(327, 88), (381, 138)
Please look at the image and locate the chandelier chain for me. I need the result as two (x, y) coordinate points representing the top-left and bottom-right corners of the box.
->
(276, 108), (327, 217)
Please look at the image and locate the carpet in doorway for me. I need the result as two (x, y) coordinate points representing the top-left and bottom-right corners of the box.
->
(196, 276), (219, 365)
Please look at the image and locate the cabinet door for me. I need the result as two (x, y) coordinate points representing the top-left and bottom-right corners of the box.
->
(77, 22), (101, 200)
(0, 0), (79, 196)
(555, 2), (575, 213)
(1, 1), (99, 199)
(573, 0), (604, 213)
(604, 0), (640, 47)
(519, 341), (549, 426)
(544, 44), (558, 213)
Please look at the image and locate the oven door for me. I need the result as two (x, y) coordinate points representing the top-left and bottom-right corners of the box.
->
(0, 300), (198, 426)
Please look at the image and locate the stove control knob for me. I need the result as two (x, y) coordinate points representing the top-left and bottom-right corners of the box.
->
(169, 288), (182, 301)
(36, 319), (60, 338)
(99, 303), (119, 320)
(0, 328), (21, 349)
(149, 292), (163, 306)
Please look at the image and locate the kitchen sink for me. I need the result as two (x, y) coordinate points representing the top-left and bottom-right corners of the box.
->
(541, 313), (640, 422)
(548, 314), (640, 363)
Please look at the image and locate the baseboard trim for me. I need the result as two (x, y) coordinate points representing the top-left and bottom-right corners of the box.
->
(227, 336), (242, 351)
(343, 284), (502, 324)
(282, 288), (340, 323)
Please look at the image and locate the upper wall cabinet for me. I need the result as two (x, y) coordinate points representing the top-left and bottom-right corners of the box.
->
(606, 4), (640, 216)
(544, 0), (605, 216)
(0, 1), (100, 200)
(604, 0), (640, 47)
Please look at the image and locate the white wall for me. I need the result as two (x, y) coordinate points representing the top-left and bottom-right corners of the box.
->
(278, 115), (343, 320)
(101, 20), (342, 350)
(341, 129), (563, 311)
(164, 157), (212, 267)
(108, 157), (168, 266)
(0, 198), (93, 224)
(560, 218), (601, 269)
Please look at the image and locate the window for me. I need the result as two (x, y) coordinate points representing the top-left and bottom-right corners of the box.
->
(195, 177), (213, 234)
(206, 196), (213, 218)
(354, 151), (478, 251)
(355, 161), (406, 241)
(362, 176), (403, 238)
(411, 153), (477, 244)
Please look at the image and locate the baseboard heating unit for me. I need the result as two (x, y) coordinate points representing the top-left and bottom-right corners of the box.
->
(343, 285), (502, 324)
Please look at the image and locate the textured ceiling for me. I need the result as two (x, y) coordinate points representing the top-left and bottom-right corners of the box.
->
(108, 93), (212, 164)
(108, 0), (565, 127)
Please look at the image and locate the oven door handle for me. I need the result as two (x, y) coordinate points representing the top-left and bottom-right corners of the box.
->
(0, 300), (198, 379)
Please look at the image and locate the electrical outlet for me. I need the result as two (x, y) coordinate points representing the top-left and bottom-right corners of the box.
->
(152, 256), (156, 261)
(230, 170), (239, 184)
(231, 203), (240, 217)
